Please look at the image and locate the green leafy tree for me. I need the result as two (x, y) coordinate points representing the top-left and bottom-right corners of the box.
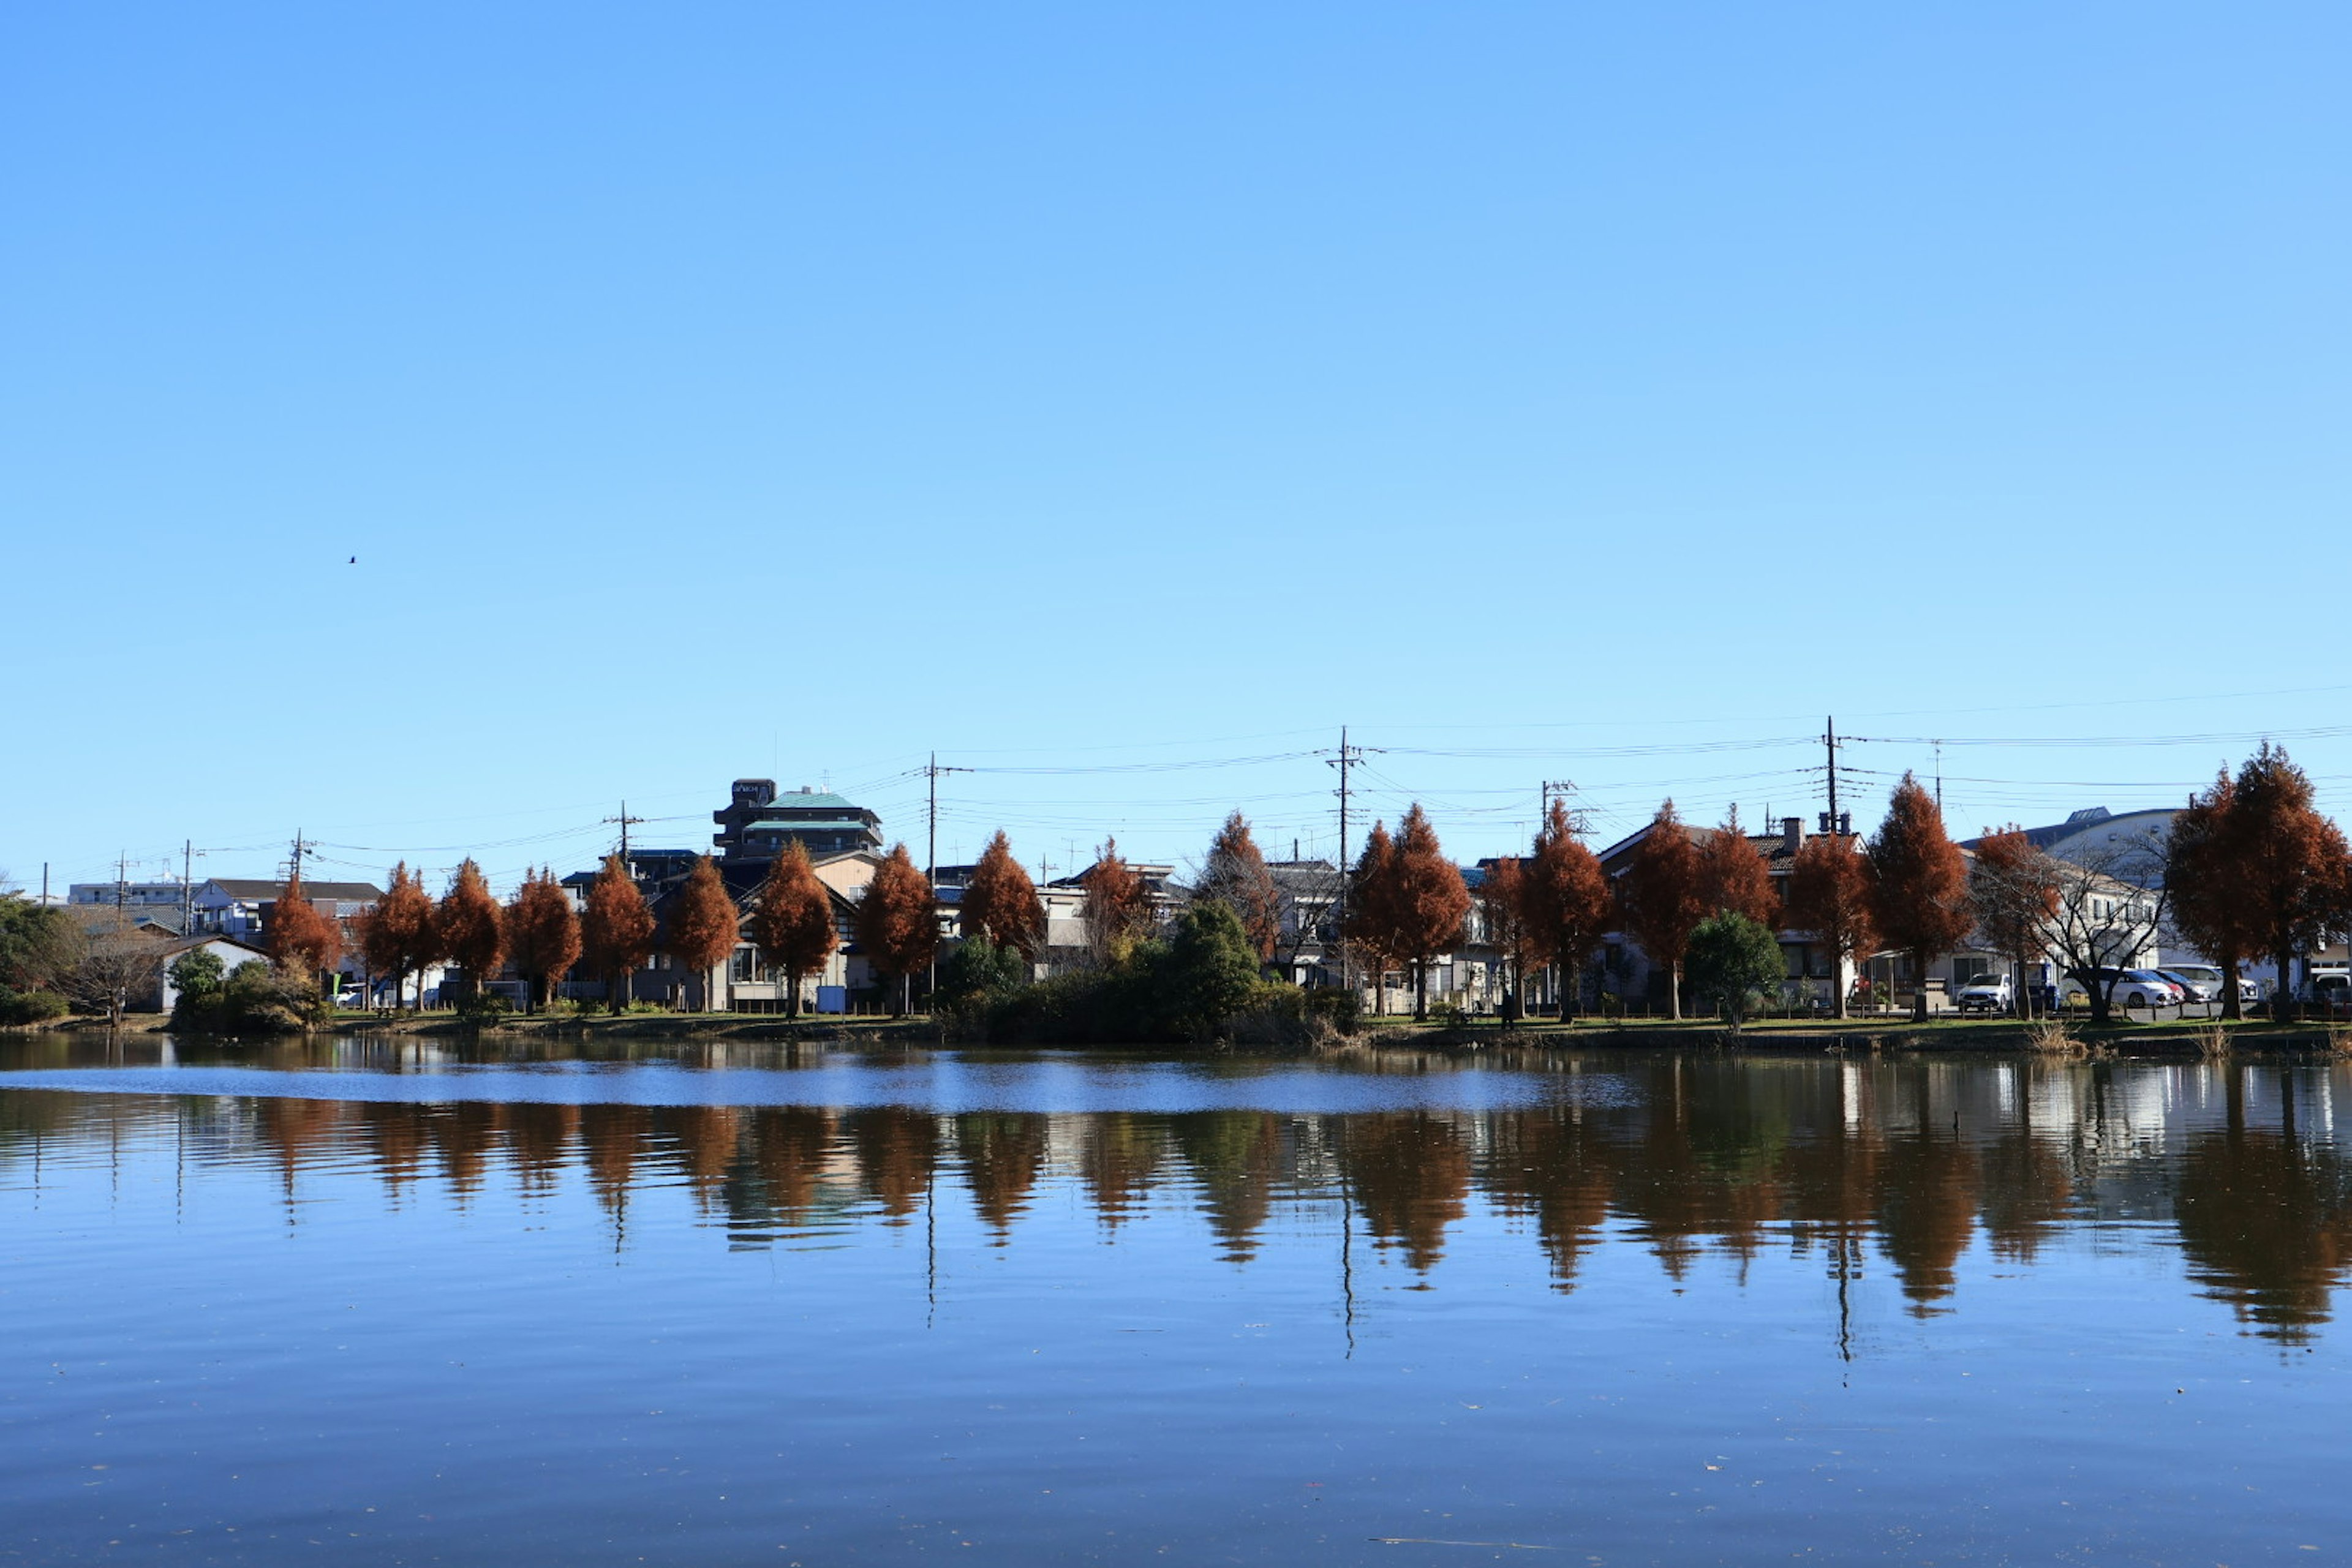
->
(1165, 900), (1260, 1039)
(1685, 911), (1787, 1028)
(168, 948), (225, 1001)
(938, 933), (1028, 1009)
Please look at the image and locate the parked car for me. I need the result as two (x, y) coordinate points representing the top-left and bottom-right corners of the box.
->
(2060, 968), (2182, 1010)
(1954, 974), (2015, 1014)
(2155, 968), (2217, 1005)
(2298, 970), (2352, 1014)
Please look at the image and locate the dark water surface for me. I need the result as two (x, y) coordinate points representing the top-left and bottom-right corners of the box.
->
(6, 1037), (2351, 1565)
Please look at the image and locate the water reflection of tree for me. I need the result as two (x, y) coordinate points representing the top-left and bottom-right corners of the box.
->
(2175, 1067), (2352, 1343)
(257, 1096), (346, 1203)
(956, 1113), (1049, 1242)
(580, 1105), (650, 1223)
(1612, 1061), (1789, 1278)
(429, 1102), (503, 1201)
(1169, 1112), (1283, 1265)
(1079, 1114), (1167, 1231)
(1483, 1108), (1613, 1291)
(1338, 1113), (1470, 1273)
(359, 1101), (428, 1199)
(742, 1107), (834, 1228)
(846, 1108), (938, 1225)
(1872, 1074), (1980, 1316)
(1975, 1066), (2075, 1265)
(506, 1102), (578, 1196)
(654, 1106), (742, 1213)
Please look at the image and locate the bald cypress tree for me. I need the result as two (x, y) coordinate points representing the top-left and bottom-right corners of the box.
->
(961, 831), (1045, 959)
(1866, 775), (1972, 1022)
(752, 842), (837, 1019)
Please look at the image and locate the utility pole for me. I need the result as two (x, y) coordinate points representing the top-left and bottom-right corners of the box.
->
(116, 854), (127, 911)
(289, 831), (307, 884)
(1326, 727), (1371, 994)
(1540, 779), (1586, 835)
(1934, 741), (1944, 817)
(604, 802), (646, 862)
(1823, 717), (1844, 837)
(922, 754), (970, 1003)
(921, 753), (971, 887)
(181, 840), (195, 933)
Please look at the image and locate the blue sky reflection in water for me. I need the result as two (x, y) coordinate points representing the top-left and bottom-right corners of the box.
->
(4, 1047), (2351, 1564)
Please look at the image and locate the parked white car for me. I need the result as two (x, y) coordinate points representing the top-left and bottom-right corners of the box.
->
(1954, 974), (2015, 1014)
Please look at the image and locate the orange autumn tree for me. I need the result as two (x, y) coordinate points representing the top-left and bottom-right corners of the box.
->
(751, 841), (837, 1019)
(1969, 827), (2060, 1018)
(580, 855), (656, 1015)
(1783, 834), (1876, 1019)
(265, 872), (342, 1000)
(2231, 744), (2352, 1022)
(1344, 821), (1403, 1015)
(1621, 801), (1707, 1019)
(361, 862), (440, 1011)
(1520, 798), (1614, 1020)
(1698, 807), (1779, 927)
(505, 867), (581, 1012)
(1376, 804), (1472, 1022)
(435, 859), (505, 1002)
(1866, 775), (1973, 1022)
(665, 856), (742, 1011)
(1079, 837), (1150, 965)
(1196, 811), (1281, 963)
(961, 830), (1046, 959)
(1477, 856), (1539, 1021)
(2168, 768), (2261, 1021)
(856, 843), (938, 1016)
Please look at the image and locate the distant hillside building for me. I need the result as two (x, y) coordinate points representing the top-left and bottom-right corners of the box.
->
(712, 780), (884, 862)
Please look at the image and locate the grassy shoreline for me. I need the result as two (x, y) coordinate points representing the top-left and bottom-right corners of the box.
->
(26, 1008), (2349, 1058)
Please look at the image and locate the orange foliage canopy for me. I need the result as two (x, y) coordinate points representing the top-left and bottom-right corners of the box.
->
(436, 859), (505, 990)
(1866, 775), (1973, 1021)
(1520, 799), (1613, 1018)
(961, 831), (1045, 957)
(1969, 827), (2059, 1011)
(505, 867), (581, 1011)
(751, 841), (837, 1017)
(1621, 801), (1707, 1017)
(360, 862), (441, 1010)
(1197, 812), (1281, 962)
(666, 856), (742, 978)
(1344, 820), (1401, 987)
(1368, 804), (1471, 1020)
(1080, 837), (1150, 961)
(2230, 744), (2352, 1019)
(580, 856), (657, 1014)
(265, 873), (342, 982)
(1478, 856), (1539, 1000)
(1784, 834), (1875, 1017)
(1697, 807), (1778, 927)
(857, 843), (938, 1010)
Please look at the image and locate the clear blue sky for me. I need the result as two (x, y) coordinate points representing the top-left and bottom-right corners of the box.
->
(6, 3), (2346, 895)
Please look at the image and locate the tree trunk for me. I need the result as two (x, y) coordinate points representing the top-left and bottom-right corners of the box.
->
(2273, 943), (2296, 1023)
(1669, 960), (1683, 1021)
(1911, 947), (1929, 1022)
(786, 968), (801, 1019)
(1412, 957), (1427, 1020)
(2220, 953), (2242, 1022)
(1832, 944), (1849, 1020)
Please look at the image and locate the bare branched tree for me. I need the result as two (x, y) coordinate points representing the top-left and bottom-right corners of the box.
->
(2044, 837), (2169, 1026)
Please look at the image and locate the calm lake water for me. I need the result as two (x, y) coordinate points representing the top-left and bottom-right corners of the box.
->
(6, 1036), (2352, 1566)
